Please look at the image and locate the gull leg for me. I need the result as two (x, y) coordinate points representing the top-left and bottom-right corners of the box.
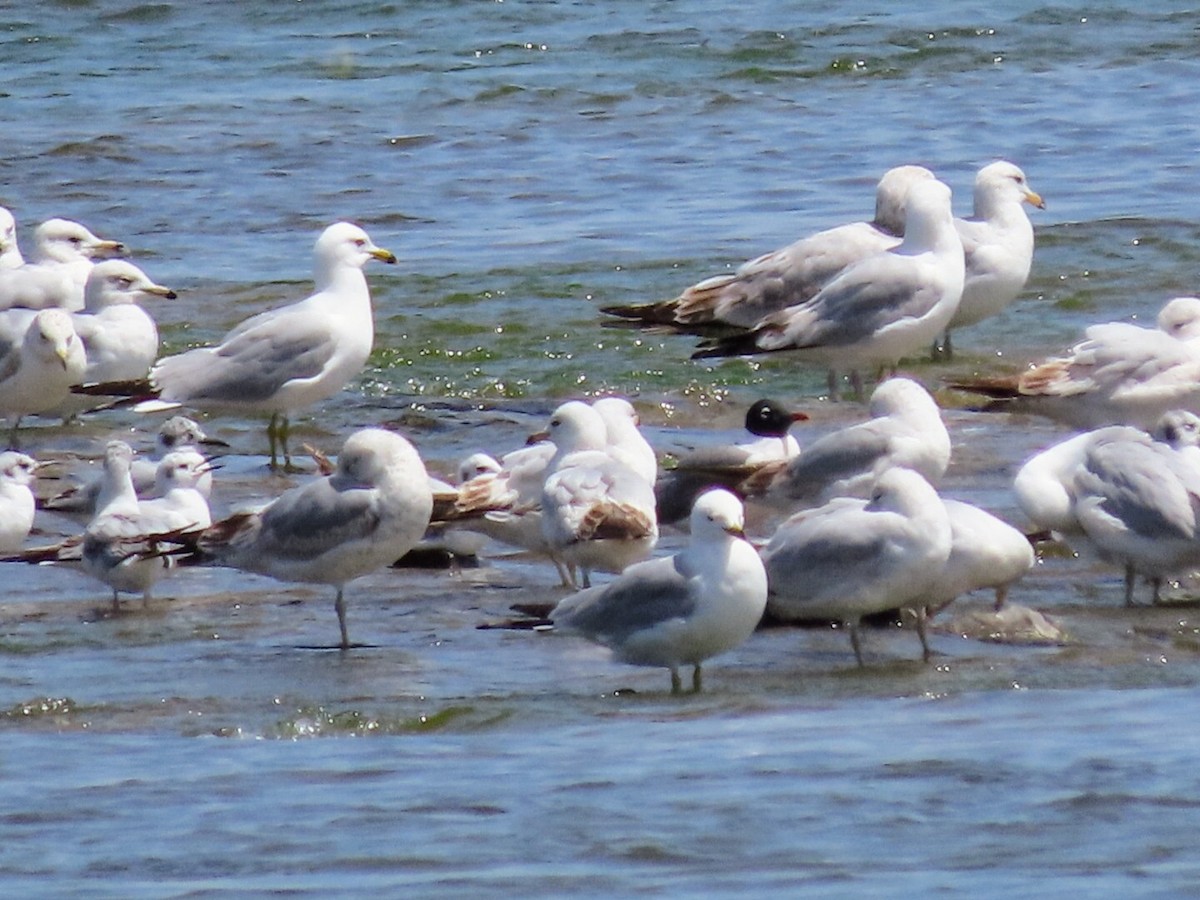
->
(267, 413), (280, 470)
(1124, 565), (1136, 607)
(993, 585), (1009, 612)
(943, 330), (954, 360)
(847, 619), (865, 667)
(335, 587), (350, 650)
(1151, 576), (1163, 605)
(826, 368), (841, 402)
(692, 664), (703, 693)
(551, 556), (575, 588)
(8, 416), (21, 450)
(914, 605), (932, 663)
(670, 667), (682, 694)
(850, 370), (864, 403)
(111, 590), (121, 614)
(279, 415), (294, 471)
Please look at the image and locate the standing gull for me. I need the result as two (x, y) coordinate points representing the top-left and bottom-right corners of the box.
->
(548, 489), (767, 693)
(692, 179), (965, 400)
(80, 222), (396, 470)
(186, 428), (433, 650)
(1070, 411), (1200, 606)
(537, 400), (658, 588)
(447, 397), (658, 584)
(81, 449), (213, 611)
(600, 165), (935, 332)
(928, 499), (1036, 614)
(3, 443), (213, 611)
(761, 466), (953, 666)
(934, 161), (1044, 357)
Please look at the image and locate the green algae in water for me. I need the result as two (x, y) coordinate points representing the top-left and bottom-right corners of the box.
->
(265, 704), (506, 739)
(5, 696), (77, 719)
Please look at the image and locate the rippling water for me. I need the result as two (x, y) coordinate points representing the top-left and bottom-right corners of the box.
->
(3, 1), (1200, 895)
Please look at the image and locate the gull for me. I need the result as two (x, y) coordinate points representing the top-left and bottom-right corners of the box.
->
(446, 398), (658, 583)
(72, 259), (176, 384)
(1012, 425), (1150, 538)
(4, 443), (213, 611)
(185, 428), (433, 650)
(946, 296), (1200, 429)
(14, 259), (176, 421)
(546, 489), (767, 693)
(752, 377), (950, 508)
(43, 415), (226, 514)
(1067, 411), (1200, 606)
(600, 165), (935, 332)
(934, 161), (1044, 358)
(81, 448), (213, 611)
(0, 308), (87, 443)
(655, 397), (808, 525)
(927, 499), (1036, 614)
(760, 466), (953, 666)
(692, 179), (965, 400)
(0, 451), (38, 552)
(78, 222), (396, 470)
(0, 208), (21, 270)
(537, 400), (658, 588)
(448, 442), (566, 578)
(0, 218), (126, 312)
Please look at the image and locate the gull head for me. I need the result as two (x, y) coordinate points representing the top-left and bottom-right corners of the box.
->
(334, 427), (426, 487)
(744, 398), (808, 438)
(0, 207), (18, 259)
(457, 451), (502, 483)
(975, 160), (1045, 212)
(315, 221), (397, 275)
(873, 164), (936, 235)
(29, 308), (82, 370)
(83, 259), (176, 311)
(156, 416), (228, 454)
(690, 488), (747, 540)
(539, 400), (609, 455)
(867, 376), (939, 420)
(1153, 411), (1200, 450)
(864, 466), (940, 517)
(34, 218), (126, 263)
(101, 440), (136, 479)
(1156, 297), (1200, 341)
(0, 451), (37, 488)
(154, 449), (214, 494)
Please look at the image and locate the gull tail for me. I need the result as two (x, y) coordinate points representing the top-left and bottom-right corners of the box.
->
(941, 375), (1022, 399)
(691, 329), (772, 360)
(71, 378), (156, 398)
(599, 300), (683, 327)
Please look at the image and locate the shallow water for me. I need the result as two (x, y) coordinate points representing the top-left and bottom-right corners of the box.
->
(3, 1), (1200, 895)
